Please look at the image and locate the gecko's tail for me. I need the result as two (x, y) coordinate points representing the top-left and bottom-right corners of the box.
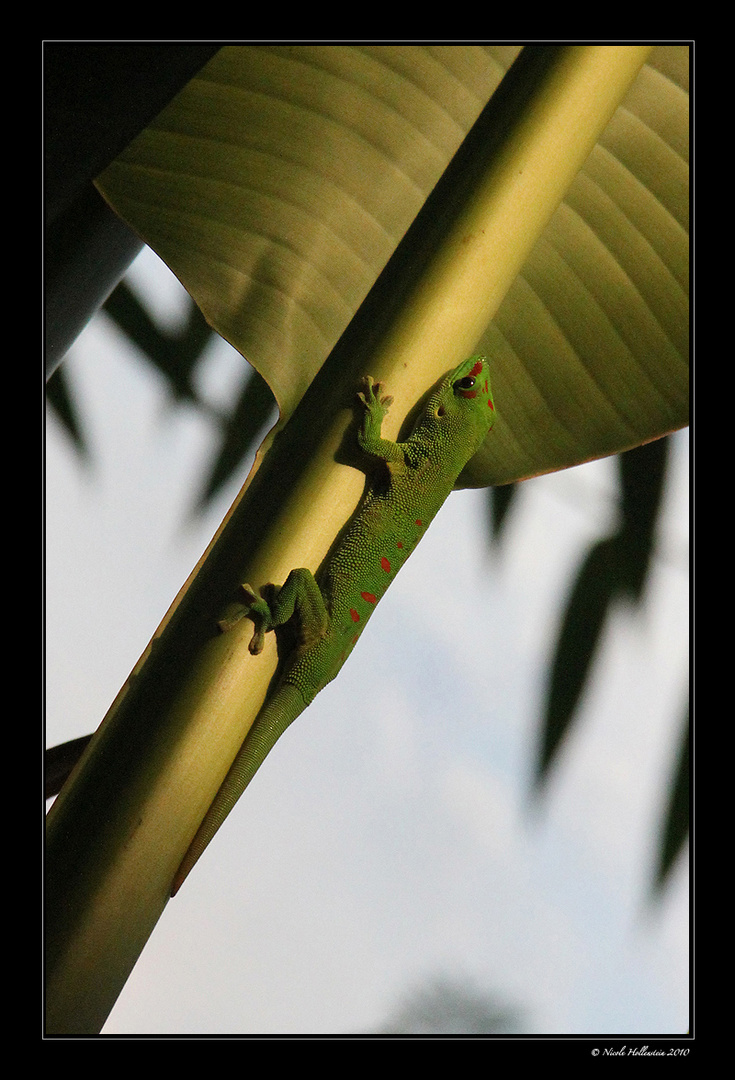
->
(171, 684), (306, 896)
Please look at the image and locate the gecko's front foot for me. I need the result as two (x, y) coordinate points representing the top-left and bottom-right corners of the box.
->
(357, 377), (393, 448)
(357, 375), (393, 413)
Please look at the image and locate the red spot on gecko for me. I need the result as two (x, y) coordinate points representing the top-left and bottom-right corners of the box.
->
(397, 542), (403, 549)
(350, 608), (360, 622)
(469, 360), (483, 377)
(360, 591), (376, 604)
(415, 520), (423, 528)
(380, 556), (391, 573)
(488, 398), (494, 409)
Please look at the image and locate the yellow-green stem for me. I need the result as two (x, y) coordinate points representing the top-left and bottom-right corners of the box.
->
(46, 45), (650, 1034)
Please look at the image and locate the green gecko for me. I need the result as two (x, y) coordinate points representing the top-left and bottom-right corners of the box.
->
(171, 355), (495, 895)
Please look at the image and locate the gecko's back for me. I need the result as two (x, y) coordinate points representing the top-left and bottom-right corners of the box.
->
(289, 355), (496, 699)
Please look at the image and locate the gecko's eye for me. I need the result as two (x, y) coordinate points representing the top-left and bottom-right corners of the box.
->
(454, 375), (478, 400)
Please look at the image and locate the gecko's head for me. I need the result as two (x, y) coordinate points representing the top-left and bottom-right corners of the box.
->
(425, 355), (495, 445)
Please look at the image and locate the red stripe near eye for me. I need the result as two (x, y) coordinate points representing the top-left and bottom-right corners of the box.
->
(459, 389), (477, 398)
(469, 360), (483, 377)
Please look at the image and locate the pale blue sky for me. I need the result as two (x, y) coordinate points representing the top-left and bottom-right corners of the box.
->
(46, 247), (689, 1036)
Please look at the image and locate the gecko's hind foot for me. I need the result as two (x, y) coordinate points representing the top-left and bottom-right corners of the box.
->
(238, 583), (261, 607)
(218, 583), (271, 649)
(217, 611), (245, 633)
(240, 583), (271, 654)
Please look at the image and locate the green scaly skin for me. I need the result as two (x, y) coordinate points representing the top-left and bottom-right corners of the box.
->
(171, 356), (495, 895)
